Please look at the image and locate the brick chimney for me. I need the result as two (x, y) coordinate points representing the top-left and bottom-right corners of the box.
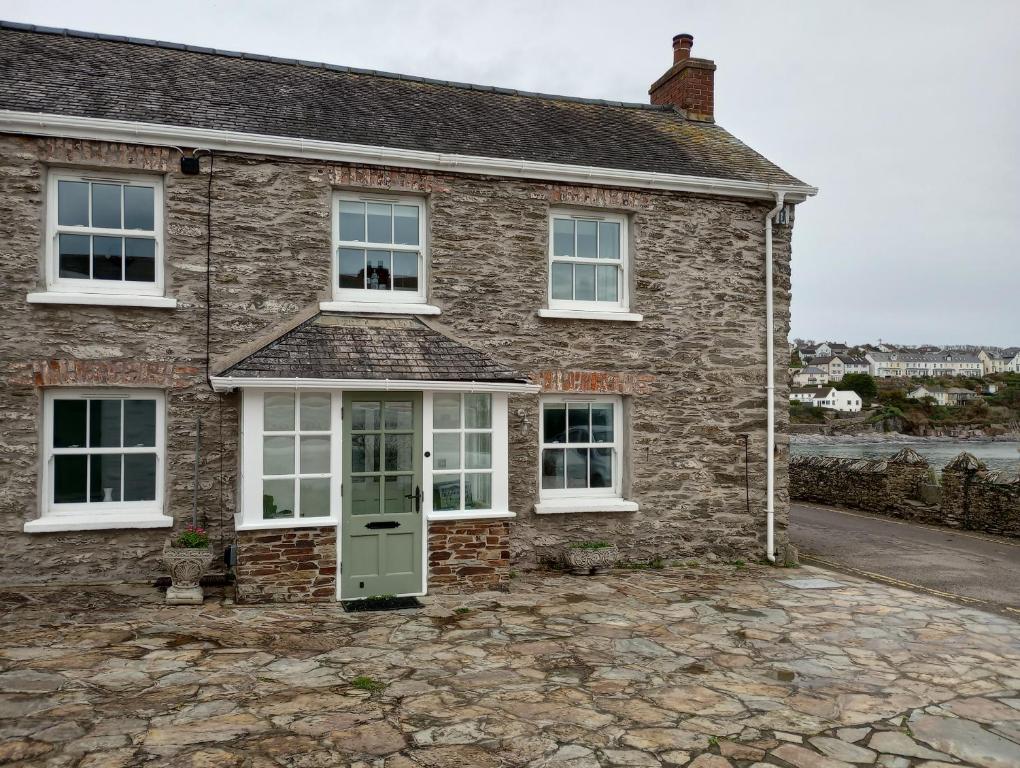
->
(649, 33), (716, 122)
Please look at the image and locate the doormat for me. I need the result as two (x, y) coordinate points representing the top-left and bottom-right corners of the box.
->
(342, 596), (423, 612)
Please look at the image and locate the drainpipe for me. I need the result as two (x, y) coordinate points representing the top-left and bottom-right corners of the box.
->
(764, 191), (785, 563)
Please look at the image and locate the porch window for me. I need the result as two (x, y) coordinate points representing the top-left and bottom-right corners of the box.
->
(540, 395), (622, 499)
(547, 210), (632, 315)
(334, 195), (427, 305)
(260, 392), (334, 520)
(431, 393), (494, 512)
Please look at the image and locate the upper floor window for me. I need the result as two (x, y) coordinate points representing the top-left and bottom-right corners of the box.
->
(548, 211), (629, 312)
(335, 195), (426, 304)
(46, 172), (163, 295)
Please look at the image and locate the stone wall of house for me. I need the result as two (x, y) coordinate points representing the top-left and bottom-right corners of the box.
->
(234, 527), (337, 603)
(427, 519), (511, 593)
(0, 133), (795, 587)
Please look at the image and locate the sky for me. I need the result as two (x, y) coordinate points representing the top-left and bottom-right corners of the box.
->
(3, 0), (1018, 347)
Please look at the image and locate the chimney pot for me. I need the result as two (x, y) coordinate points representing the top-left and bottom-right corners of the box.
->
(672, 33), (694, 64)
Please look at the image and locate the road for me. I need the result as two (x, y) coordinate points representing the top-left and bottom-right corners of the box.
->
(790, 502), (1020, 616)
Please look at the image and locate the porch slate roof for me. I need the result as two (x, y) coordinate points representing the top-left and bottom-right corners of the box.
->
(0, 22), (804, 186)
(220, 313), (528, 383)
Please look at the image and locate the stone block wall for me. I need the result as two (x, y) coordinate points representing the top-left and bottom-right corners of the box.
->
(234, 527), (337, 603)
(428, 520), (511, 593)
(940, 455), (1020, 537)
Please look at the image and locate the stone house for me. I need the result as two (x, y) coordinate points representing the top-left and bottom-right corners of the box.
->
(0, 23), (815, 600)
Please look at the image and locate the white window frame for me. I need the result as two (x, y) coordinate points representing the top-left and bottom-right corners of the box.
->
(328, 192), (430, 309)
(28, 388), (171, 532)
(238, 390), (342, 531)
(425, 392), (501, 517)
(544, 209), (634, 316)
(538, 394), (624, 501)
(43, 170), (165, 298)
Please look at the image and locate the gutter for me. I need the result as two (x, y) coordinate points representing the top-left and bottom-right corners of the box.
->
(209, 377), (541, 394)
(0, 110), (818, 202)
(764, 192), (785, 563)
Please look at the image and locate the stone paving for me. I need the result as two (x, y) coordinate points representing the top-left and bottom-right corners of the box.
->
(1, 564), (1019, 767)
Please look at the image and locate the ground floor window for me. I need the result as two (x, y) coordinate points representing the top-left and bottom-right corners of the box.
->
(43, 389), (164, 515)
(431, 393), (494, 512)
(540, 395), (623, 499)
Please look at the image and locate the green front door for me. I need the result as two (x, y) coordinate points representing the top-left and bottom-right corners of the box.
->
(341, 392), (423, 599)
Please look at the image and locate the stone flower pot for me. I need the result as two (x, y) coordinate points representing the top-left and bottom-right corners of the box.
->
(563, 544), (619, 575)
(162, 540), (214, 605)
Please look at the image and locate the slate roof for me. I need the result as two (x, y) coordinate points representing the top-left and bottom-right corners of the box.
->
(221, 314), (528, 382)
(0, 22), (805, 187)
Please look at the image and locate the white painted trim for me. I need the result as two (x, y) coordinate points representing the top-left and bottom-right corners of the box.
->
(427, 509), (516, 521)
(538, 394), (625, 502)
(235, 517), (337, 532)
(537, 308), (643, 322)
(318, 301), (440, 315)
(547, 209), (631, 313)
(24, 511), (174, 532)
(28, 292), (178, 308)
(533, 499), (639, 515)
(212, 377), (540, 394)
(0, 110), (819, 202)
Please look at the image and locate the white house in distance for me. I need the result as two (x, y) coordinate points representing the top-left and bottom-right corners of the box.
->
(866, 352), (983, 378)
(812, 354), (869, 382)
(790, 386), (862, 412)
(792, 366), (829, 386)
(907, 385), (978, 407)
(985, 348), (1020, 373)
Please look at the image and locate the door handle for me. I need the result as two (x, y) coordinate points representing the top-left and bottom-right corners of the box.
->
(404, 485), (423, 513)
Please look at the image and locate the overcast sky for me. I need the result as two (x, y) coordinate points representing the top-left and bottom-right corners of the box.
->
(3, 0), (1017, 347)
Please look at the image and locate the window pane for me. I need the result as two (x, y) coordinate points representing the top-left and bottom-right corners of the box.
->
(124, 454), (157, 501)
(263, 478), (295, 519)
(58, 233), (91, 279)
(465, 433), (491, 469)
(339, 248), (365, 289)
(90, 454), (122, 502)
(465, 473), (491, 510)
(351, 401), (380, 431)
(91, 183), (122, 229)
(300, 435), (330, 474)
(552, 218), (574, 257)
(92, 236), (123, 281)
(566, 448), (588, 489)
(384, 474), (412, 514)
(574, 263), (596, 301)
(383, 401), (413, 430)
(576, 220), (597, 258)
(433, 394), (461, 429)
(596, 265), (619, 302)
(351, 434), (380, 473)
(123, 186), (154, 230)
(263, 435), (295, 475)
(351, 475), (380, 515)
(264, 392), (294, 431)
(53, 400), (86, 448)
(124, 238), (156, 282)
(57, 180), (89, 226)
(366, 250), (391, 290)
(433, 473), (461, 511)
(384, 433), (413, 472)
(393, 204), (419, 245)
(89, 400), (122, 448)
(568, 404), (590, 443)
(366, 203), (392, 243)
(123, 400), (156, 447)
(392, 252), (419, 292)
(464, 394), (491, 429)
(590, 447), (613, 489)
(433, 433), (461, 471)
(53, 455), (87, 503)
(543, 404), (566, 444)
(300, 478), (330, 517)
(541, 449), (565, 489)
(300, 393), (331, 431)
(591, 403), (614, 443)
(339, 200), (365, 241)
(598, 221), (620, 259)
(551, 262), (573, 300)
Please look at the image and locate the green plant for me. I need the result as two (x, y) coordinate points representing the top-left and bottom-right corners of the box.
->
(649, 556), (665, 569)
(509, 570), (518, 579)
(351, 676), (385, 692)
(839, 373), (878, 401)
(454, 607), (471, 615)
(731, 559), (746, 570)
(172, 525), (209, 549)
(568, 540), (612, 550)
(708, 735), (720, 748)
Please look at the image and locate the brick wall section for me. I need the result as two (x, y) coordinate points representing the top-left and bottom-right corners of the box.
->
(649, 59), (716, 121)
(234, 527), (337, 603)
(428, 520), (511, 593)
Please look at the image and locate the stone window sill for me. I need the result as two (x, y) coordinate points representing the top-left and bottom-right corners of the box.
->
(533, 498), (640, 515)
(319, 301), (441, 316)
(426, 509), (517, 522)
(234, 517), (338, 532)
(28, 292), (178, 309)
(24, 511), (174, 533)
(537, 308), (643, 322)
